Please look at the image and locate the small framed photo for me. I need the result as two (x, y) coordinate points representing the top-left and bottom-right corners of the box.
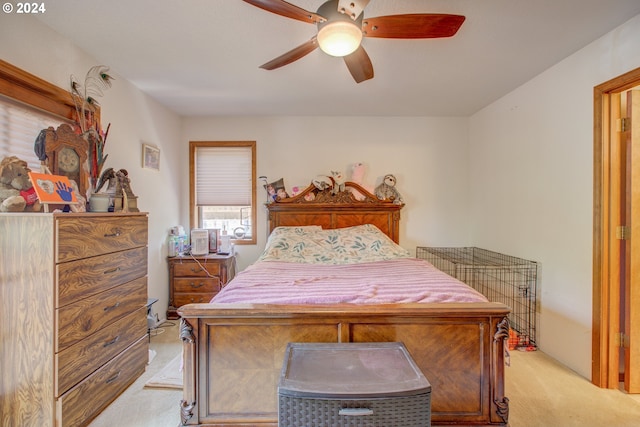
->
(142, 143), (160, 171)
(264, 177), (289, 202)
(208, 229), (220, 253)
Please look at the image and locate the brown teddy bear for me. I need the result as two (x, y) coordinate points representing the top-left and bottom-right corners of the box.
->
(0, 156), (40, 212)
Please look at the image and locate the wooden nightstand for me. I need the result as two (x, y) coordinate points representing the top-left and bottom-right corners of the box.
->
(167, 253), (235, 319)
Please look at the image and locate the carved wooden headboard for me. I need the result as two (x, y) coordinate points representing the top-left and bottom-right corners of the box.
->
(266, 181), (404, 243)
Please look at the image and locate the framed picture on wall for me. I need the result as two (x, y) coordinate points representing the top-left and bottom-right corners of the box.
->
(142, 143), (160, 171)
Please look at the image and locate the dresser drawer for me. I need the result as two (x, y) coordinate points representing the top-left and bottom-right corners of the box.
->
(57, 336), (148, 427)
(174, 292), (215, 306)
(174, 277), (220, 293)
(173, 261), (220, 277)
(57, 247), (148, 308)
(57, 277), (147, 351)
(56, 307), (147, 396)
(56, 215), (148, 263)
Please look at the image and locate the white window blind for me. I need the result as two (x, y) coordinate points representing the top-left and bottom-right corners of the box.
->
(195, 146), (252, 206)
(0, 96), (67, 171)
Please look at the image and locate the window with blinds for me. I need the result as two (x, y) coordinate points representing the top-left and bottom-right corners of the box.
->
(190, 141), (256, 244)
(0, 96), (68, 171)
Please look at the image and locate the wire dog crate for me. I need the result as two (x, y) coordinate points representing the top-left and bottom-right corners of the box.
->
(417, 247), (538, 348)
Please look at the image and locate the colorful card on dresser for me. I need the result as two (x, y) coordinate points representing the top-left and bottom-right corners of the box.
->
(28, 171), (79, 204)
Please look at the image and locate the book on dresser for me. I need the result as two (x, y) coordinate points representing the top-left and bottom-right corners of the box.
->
(0, 212), (149, 427)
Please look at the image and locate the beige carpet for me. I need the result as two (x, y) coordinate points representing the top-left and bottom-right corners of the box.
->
(89, 321), (640, 427)
(143, 353), (182, 390)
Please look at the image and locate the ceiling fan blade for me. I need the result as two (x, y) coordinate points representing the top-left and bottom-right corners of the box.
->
(362, 14), (465, 39)
(260, 37), (319, 70)
(343, 45), (374, 83)
(242, 0), (325, 24)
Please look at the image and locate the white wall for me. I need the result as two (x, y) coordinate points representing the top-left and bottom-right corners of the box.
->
(469, 14), (640, 377)
(183, 116), (472, 270)
(0, 17), (183, 321)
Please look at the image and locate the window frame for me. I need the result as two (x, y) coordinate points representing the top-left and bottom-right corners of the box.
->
(0, 59), (100, 171)
(0, 59), (89, 123)
(189, 140), (257, 245)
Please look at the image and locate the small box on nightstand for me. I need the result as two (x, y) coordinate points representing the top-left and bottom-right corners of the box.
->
(278, 342), (431, 427)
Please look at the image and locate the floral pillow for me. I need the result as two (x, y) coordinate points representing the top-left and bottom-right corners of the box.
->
(265, 225), (322, 240)
(259, 224), (411, 264)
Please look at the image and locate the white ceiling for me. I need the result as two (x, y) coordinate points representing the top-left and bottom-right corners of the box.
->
(36, 0), (640, 117)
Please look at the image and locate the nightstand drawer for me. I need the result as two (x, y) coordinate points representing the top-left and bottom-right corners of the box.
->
(56, 307), (147, 396)
(56, 215), (148, 263)
(173, 261), (220, 277)
(174, 292), (215, 306)
(174, 277), (220, 293)
(57, 277), (147, 351)
(57, 247), (148, 307)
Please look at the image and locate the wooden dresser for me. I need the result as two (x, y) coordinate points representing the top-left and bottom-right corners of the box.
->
(0, 212), (149, 427)
(166, 253), (235, 319)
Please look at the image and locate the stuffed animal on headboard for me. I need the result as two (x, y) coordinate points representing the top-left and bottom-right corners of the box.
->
(312, 175), (333, 192)
(349, 162), (374, 201)
(313, 171), (345, 195)
(374, 174), (404, 205)
(330, 170), (345, 195)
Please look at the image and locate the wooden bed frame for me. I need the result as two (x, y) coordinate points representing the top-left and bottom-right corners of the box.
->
(178, 182), (511, 426)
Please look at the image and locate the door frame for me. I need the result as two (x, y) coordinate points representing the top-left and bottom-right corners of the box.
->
(592, 66), (640, 388)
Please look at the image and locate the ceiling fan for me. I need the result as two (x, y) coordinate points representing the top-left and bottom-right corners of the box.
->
(242, 0), (465, 83)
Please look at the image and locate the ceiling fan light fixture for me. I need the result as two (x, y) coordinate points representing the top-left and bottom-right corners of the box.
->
(317, 21), (363, 57)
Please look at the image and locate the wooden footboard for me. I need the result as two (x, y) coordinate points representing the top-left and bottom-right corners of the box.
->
(178, 302), (510, 427)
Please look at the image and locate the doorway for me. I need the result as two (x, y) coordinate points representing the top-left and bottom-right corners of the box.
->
(593, 66), (640, 392)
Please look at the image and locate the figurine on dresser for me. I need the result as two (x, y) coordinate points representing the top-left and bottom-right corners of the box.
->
(115, 168), (138, 212)
(94, 167), (139, 212)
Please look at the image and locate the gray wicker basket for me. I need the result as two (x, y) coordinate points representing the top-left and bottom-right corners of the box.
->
(278, 342), (431, 427)
(279, 393), (431, 427)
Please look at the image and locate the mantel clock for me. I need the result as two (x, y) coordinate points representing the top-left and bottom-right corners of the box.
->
(42, 123), (89, 199)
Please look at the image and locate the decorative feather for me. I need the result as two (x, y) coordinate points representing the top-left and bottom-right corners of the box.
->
(69, 66), (114, 191)
(70, 65), (114, 132)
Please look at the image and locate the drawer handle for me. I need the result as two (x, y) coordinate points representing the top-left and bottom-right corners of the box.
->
(104, 302), (121, 312)
(103, 335), (120, 347)
(105, 371), (121, 384)
(338, 408), (374, 417)
(104, 229), (122, 238)
(189, 282), (204, 289)
(103, 267), (121, 275)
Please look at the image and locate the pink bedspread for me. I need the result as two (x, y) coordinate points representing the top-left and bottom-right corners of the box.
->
(211, 258), (488, 304)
